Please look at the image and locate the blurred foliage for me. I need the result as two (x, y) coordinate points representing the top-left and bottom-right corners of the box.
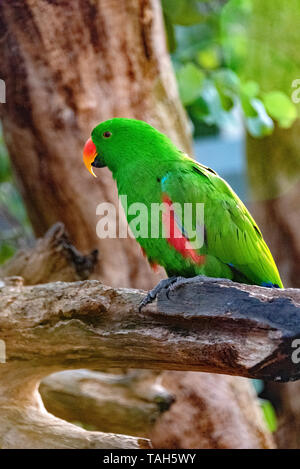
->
(239, 0), (300, 95)
(259, 399), (277, 433)
(0, 129), (33, 264)
(162, 0), (299, 138)
(252, 380), (277, 433)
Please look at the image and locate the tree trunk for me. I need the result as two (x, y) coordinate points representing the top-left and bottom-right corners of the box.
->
(263, 380), (300, 449)
(0, 0), (191, 289)
(247, 122), (300, 448)
(150, 373), (275, 449)
(247, 121), (300, 288)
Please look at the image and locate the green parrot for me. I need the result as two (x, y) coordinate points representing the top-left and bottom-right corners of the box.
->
(83, 118), (283, 307)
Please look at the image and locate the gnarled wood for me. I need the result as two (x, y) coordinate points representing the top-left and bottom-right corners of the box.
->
(0, 222), (98, 284)
(2, 274), (297, 448)
(2, 275), (294, 449)
(0, 223), (172, 438)
(39, 369), (174, 437)
(1, 276), (300, 381)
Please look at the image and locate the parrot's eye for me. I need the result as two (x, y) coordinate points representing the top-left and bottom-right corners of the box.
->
(103, 131), (112, 138)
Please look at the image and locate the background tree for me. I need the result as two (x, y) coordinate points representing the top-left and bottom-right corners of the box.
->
(241, 0), (300, 448)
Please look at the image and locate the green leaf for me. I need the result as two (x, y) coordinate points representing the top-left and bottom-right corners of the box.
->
(241, 80), (260, 98)
(259, 399), (277, 433)
(0, 243), (16, 264)
(162, 0), (207, 26)
(190, 79), (237, 129)
(177, 63), (205, 105)
(213, 69), (240, 94)
(197, 46), (220, 70)
(244, 98), (274, 137)
(188, 96), (210, 121)
(0, 134), (11, 183)
(263, 91), (298, 128)
(213, 69), (240, 111)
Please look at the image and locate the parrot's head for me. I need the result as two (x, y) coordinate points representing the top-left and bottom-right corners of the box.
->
(83, 118), (175, 177)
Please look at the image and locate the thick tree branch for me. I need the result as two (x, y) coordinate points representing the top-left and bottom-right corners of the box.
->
(39, 369), (174, 437)
(0, 222), (98, 284)
(1, 276), (300, 382)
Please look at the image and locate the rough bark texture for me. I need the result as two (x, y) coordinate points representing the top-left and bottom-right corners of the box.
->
(0, 224), (174, 438)
(0, 0), (191, 289)
(263, 380), (300, 449)
(150, 372), (275, 449)
(0, 222), (98, 284)
(1, 276), (300, 380)
(1, 275), (290, 448)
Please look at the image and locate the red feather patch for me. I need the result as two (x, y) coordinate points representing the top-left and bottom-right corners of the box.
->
(162, 194), (205, 265)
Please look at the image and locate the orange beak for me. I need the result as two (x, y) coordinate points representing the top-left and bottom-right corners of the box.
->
(83, 137), (98, 177)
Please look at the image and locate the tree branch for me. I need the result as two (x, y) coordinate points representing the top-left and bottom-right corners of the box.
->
(0, 222), (98, 284)
(39, 369), (174, 437)
(1, 276), (300, 382)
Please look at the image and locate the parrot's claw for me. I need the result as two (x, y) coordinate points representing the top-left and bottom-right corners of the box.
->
(139, 277), (180, 311)
(165, 276), (187, 298)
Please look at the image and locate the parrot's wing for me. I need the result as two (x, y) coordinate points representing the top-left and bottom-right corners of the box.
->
(161, 160), (283, 287)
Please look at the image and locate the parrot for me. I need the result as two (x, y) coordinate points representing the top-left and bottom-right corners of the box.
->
(83, 118), (283, 308)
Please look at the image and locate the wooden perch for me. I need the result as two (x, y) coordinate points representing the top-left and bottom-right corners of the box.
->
(1, 276), (300, 382)
(1, 270), (299, 447)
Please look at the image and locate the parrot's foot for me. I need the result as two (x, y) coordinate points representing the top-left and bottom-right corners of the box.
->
(139, 277), (183, 311)
(164, 276), (190, 296)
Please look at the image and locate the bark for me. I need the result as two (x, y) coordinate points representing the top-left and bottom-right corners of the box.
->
(1, 276), (300, 381)
(263, 381), (300, 449)
(39, 369), (174, 437)
(0, 0), (191, 289)
(0, 223), (173, 437)
(150, 373), (275, 449)
(2, 275), (294, 449)
(0, 222), (98, 284)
